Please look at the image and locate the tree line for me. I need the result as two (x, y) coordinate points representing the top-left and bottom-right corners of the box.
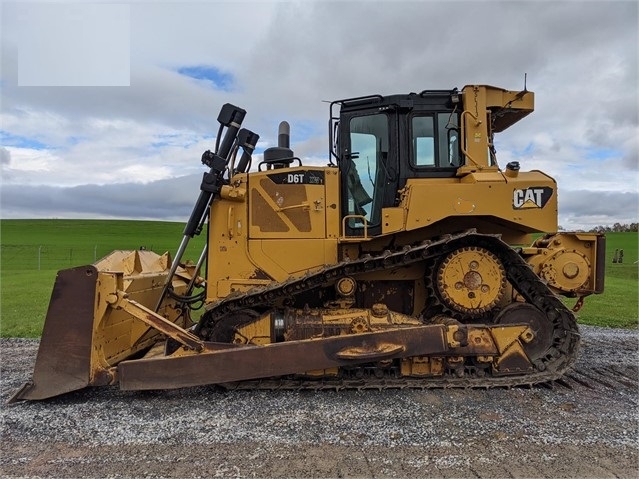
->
(586, 223), (638, 233)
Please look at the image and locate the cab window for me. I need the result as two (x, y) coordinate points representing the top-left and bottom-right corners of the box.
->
(411, 112), (460, 168)
(412, 116), (435, 166)
(345, 113), (389, 228)
(439, 112), (460, 167)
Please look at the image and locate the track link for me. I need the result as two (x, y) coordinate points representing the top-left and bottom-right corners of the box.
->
(196, 230), (580, 389)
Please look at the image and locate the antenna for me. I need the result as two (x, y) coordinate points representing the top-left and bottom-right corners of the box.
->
(512, 74), (529, 101)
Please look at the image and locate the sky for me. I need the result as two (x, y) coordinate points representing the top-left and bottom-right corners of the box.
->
(0, 0), (637, 231)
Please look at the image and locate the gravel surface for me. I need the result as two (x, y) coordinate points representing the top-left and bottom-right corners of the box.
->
(1, 325), (637, 478)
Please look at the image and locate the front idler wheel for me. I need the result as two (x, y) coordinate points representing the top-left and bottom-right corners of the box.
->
(494, 303), (554, 362)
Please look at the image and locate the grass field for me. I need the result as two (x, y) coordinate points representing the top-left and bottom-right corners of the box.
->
(1, 219), (208, 270)
(574, 231), (638, 328)
(1, 220), (637, 337)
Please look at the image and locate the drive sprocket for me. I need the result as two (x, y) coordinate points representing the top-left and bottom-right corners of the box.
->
(436, 246), (506, 316)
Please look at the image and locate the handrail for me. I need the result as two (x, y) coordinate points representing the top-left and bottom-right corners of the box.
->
(340, 215), (370, 242)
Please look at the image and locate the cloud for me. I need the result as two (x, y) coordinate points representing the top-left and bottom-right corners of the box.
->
(0, 175), (201, 220)
(559, 190), (639, 230)
(0, 147), (10, 165)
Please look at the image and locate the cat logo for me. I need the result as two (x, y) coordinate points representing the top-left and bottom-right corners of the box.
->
(513, 187), (553, 209)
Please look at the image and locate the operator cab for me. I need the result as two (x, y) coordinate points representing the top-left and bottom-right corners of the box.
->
(330, 90), (462, 237)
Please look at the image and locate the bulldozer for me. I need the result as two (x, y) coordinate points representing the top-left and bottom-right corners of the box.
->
(11, 84), (605, 402)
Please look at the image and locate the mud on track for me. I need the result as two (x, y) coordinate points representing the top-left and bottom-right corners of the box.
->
(1, 325), (637, 478)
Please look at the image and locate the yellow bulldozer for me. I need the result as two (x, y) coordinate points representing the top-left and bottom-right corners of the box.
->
(11, 84), (605, 402)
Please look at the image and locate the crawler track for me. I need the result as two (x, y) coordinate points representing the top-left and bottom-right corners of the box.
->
(196, 230), (580, 388)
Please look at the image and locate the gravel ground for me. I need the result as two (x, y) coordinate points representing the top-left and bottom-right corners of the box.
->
(1, 325), (637, 478)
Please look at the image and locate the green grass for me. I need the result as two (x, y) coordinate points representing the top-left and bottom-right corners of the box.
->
(1, 270), (58, 337)
(573, 232), (638, 328)
(1, 219), (207, 270)
(1, 221), (637, 337)
(576, 277), (637, 328)
(1, 219), (199, 247)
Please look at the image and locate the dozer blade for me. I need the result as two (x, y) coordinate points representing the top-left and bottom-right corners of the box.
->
(10, 266), (99, 402)
(10, 250), (192, 403)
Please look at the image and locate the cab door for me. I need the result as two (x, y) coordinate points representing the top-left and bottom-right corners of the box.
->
(339, 109), (399, 237)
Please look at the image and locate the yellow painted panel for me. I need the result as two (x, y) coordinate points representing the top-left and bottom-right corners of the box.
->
(404, 170), (558, 233)
(257, 238), (338, 276)
(324, 168), (341, 239)
(248, 167), (328, 239)
(381, 207), (406, 234)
